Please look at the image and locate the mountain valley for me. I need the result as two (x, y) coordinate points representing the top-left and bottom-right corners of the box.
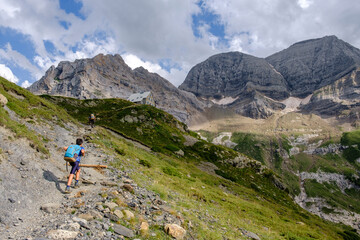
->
(2, 35), (360, 239)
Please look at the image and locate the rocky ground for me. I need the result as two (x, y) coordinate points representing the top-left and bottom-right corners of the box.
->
(0, 107), (187, 239)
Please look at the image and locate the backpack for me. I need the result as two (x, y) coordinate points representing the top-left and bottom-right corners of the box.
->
(90, 114), (95, 120)
(64, 145), (81, 160)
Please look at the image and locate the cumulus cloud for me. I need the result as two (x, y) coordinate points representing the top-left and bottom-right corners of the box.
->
(123, 53), (188, 87)
(21, 80), (31, 88)
(0, 43), (43, 79)
(0, 64), (19, 83)
(203, 0), (360, 57)
(1, 0), (360, 87)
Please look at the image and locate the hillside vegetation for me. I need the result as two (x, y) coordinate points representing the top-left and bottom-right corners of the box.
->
(196, 114), (360, 233)
(39, 93), (360, 239)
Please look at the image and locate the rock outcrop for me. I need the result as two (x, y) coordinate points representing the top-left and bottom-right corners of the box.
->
(181, 36), (360, 120)
(179, 52), (289, 118)
(266, 36), (360, 98)
(28, 54), (204, 124)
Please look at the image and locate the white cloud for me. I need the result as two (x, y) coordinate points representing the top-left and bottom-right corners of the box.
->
(0, 43), (43, 79)
(122, 53), (187, 87)
(0, 64), (19, 83)
(204, 0), (360, 57)
(1, 0), (360, 87)
(21, 80), (31, 88)
(297, 0), (313, 9)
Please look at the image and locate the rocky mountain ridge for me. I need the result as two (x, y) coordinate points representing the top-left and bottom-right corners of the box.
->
(180, 35), (360, 120)
(28, 54), (205, 124)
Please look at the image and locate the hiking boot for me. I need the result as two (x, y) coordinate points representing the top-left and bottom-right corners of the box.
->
(64, 186), (71, 194)
(74, 182), (80, 189)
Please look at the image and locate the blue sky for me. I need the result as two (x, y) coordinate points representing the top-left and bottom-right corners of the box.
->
(0, 0), (360, 88)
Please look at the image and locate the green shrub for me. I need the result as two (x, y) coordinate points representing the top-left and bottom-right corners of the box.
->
(115, 148), (126, 156)
(139, 159), (151, 168)
(151, 146), (162, 152)
(162, 166), (181, 177)
(343, 146), (360, 163)
(165, 144), (180, 152)
(338, 229), (360, 240)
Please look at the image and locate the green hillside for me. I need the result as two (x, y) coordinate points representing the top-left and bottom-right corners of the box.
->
(40, 93), (360, 239)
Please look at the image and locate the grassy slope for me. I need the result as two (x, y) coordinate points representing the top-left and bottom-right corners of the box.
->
(0, 77), (75, 154)
(42, 95), (360, 239)
(205, 126), (360, 216)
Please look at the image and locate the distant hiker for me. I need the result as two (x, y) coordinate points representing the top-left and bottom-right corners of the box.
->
(89, 113), (96, 128)
(63, 138), (85, 193)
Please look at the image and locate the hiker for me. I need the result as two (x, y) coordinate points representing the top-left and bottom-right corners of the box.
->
(63, 138), (85, 193)
(89, 113), (96, 128)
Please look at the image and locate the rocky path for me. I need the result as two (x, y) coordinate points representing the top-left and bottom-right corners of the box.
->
(0, 114), (187, 239)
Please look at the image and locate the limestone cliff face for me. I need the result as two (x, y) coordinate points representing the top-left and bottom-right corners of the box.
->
(28, 54), (204, 123)
(301, 68), (360, 121)
(266, 35), (360, 98)
(179, 52), (289, 118)
(180, 52), (289, 100)
(180, 36), (360, 119)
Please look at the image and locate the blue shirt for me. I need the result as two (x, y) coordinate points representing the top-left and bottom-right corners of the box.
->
(76, 146), (85, 162)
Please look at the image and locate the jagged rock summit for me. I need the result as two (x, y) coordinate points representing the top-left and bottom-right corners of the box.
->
(180, 36), (360, 120)
(28, 54), (204, 124)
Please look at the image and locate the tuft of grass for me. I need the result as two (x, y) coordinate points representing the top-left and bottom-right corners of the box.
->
(139, 159), (151, 168)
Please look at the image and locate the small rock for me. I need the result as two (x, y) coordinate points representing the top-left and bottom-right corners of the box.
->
(152, 205), (160, 210)
(47, 229), (78, 239)
(114, 209), (124, 219)
(60, 222), (81, 231)
(175, 149), (184, 156)
(101, 181), (118, 187)
(113, 224), (135, 238)
(123, 184), (134, 193)
(104, 213), (120, 222)
(72, 217), (89, 229)
(123, 210), (135, 220)
(40, 203), (61, 213)
(122, 178), (133, 184)
(8, 198), (15, 203)
(89, 210), (103, 220)
(164, 224), (186, 240)
(241, 229), (261, 240)
(139, 221), (149, 236)
(82, 179), (95, 185)
(104, 201), (118, 210)
(77, 213), (94, 221)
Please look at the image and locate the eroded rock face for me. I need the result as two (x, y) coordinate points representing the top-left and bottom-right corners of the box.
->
(28, 54), (204, 124)
(301, 68), (360, 118)
(179, 52), (289, 118)
(266, 35), (360, 98)
(180, 52), (289, 100)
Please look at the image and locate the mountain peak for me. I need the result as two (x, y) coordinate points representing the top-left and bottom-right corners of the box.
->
(266, 36), (360, 97)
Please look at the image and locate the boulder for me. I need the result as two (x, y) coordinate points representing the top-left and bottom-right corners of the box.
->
(104, 201), (118, 210)
(139, 221), (149, 236)
(0, 93), (7, 107)
(77, 213), (94, 221)
(114, 209), (124, 219)
(123, 209), (135, 220)
(113, 224), (135, 238)
(164, 224), (186, 240)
